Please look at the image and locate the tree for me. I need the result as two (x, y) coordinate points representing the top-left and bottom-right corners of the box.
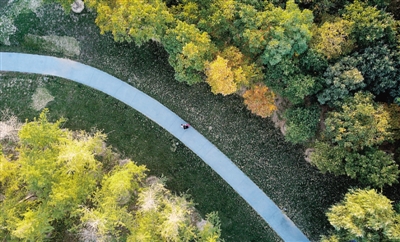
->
(128, 178), (222, 241)
(324, 92), (392, 150)
(298, 49), (328, 77)
(311, 141), (399, 189)
(243, 83), (277, 118)
(163, 20), (217, 84)
(0, 109), (104, 240)
(325, 189), (400, 241)
(311, 93), (398, 188)
(284, 105), (320, 144)
(233, 3), (263, 56)
(343, 0), (396, 47)
(205, 56), (237, 95)
(317, 57), (366, 107)
(344, 148), (399, 188)
(265, 58), (319, 104)
(352, 44), (400, 97)
(220, 46), (264, 86)
(310, 141), (349, 175)
(85, 0), (174, 45)
(260, 0), (314, 66)
(44, 0), (75, 12)
(238, 0), (313, 65)
(195, 0), (237, 42)
(205, 46), (263, 95)
(0, 111), (223, 241)
(311, 18), (355, 59)
(77, 161), (147, 240)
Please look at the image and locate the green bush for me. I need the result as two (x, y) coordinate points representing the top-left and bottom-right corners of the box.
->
(317, 57), (366, 107)
(284, 105), (320, 144)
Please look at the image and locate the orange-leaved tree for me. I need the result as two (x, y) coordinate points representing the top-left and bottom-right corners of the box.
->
(243, 84), (277, 118)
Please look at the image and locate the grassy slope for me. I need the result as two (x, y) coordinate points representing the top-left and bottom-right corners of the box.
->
(0, 3), (369, 241)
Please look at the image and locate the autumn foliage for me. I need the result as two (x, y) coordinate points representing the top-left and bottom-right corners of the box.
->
(243, 84), (277, 118)
(205, 55), (237, 95)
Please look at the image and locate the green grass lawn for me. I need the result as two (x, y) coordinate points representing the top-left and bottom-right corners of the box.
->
(0, 2), (367, 241)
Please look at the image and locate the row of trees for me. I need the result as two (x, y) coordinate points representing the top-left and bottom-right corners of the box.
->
(0, 110), (222, 241)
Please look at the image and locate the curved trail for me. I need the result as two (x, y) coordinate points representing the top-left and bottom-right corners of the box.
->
(0, 52), (309, 242)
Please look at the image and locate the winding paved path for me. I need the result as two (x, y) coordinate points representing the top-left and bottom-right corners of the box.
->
(0, 52), (309, 242)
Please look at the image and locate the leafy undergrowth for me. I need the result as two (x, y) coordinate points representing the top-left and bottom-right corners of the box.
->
(0, 3), (380, 241)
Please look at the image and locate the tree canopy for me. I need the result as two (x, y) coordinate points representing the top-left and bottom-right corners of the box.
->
(311, 92), (399, 188)
(85, 0), (174, 45)
(324, 189), (400, 241)
(0, 110), (222, 241)
(343, 0), (397, 47)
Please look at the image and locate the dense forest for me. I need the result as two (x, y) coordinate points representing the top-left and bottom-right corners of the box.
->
(2, 0), (400, 240)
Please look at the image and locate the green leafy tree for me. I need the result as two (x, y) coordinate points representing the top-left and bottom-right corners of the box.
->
(237, 0), (313, 65)
(352, 44), (400, 96)
(163, 20), (217, 84)
(343, 0), (396, 47)
(310, 141), (349, 175)
(266, 58), (319, 104)
(195, 0), (237, 42)
(345, 148), (399, 188)
(311, 93), (398, 188)
(325, 189), (400, 241)
(261, 0), (314, 66)
(311, 141), (399, 189)
(284, 105), (320, 144)
(298, 49), (329, 76)
(324, 92), (392, 150)
(232, 3), (261, 56)
(317, 57), (366, 107)
(383, 103), (400, 140)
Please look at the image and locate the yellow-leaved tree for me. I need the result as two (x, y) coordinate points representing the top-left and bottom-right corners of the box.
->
(205, 46), (263, 96)
(205, 55), (236, 95)
(0, 110), (222, 241)
(85, 0), (174, 45)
